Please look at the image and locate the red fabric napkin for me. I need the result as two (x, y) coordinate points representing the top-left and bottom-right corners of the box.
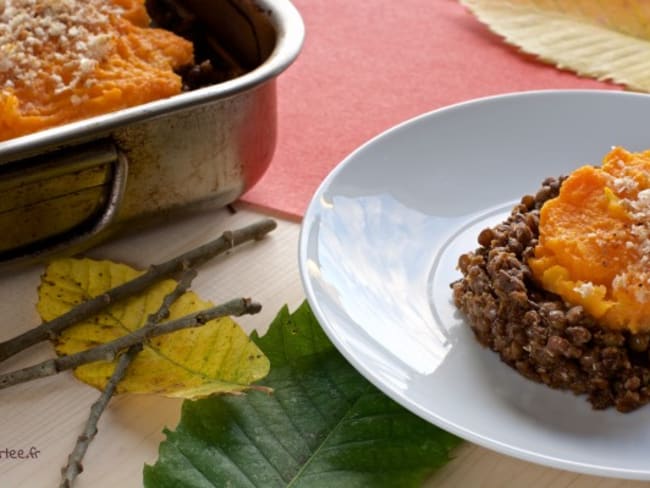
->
(240, 0), (618, 219)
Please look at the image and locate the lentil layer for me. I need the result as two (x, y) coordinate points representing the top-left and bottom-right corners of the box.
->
(452, 176), (650, 412)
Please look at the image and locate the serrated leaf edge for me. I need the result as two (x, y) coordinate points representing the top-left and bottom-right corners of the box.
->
(461, 0), (650, 91)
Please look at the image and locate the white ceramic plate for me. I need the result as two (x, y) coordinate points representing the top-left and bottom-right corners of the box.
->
(298, 90), (650, 480)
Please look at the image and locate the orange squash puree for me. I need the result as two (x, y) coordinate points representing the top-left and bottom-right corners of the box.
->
(0, 0), (193, 142)
(529, 147), (650, 332)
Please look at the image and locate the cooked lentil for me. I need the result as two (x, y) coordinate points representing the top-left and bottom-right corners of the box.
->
(452, 176), (650, 412)
(146, 0), (243, 90)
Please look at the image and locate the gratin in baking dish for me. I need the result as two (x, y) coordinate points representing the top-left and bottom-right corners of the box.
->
(0, 0), (304, 267)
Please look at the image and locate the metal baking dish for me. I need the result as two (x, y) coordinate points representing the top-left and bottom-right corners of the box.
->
(0, 0), (304, 267)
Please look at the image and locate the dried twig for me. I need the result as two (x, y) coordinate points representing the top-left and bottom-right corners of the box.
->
(0, 219), (276, 363)
(58, 345), (140, 488)
(59, 269), (197, 488)
(0, 298), (261, 390)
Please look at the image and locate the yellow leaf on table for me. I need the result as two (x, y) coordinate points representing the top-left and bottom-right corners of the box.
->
(461, 0), (650, 91)
(37, 258), (269, 399)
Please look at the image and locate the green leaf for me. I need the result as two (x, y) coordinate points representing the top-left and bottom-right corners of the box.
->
(143, 301), (461, 487)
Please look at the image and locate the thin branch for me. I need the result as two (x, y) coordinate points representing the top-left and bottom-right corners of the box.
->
(0, 219), (276, 363)
(59, 269), (197, 488)
(58, 344), (140, 488)
(0, 298), (262, 390)
(141, 268), (199, 326)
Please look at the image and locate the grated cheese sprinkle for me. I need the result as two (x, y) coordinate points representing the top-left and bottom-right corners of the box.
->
(607, 162), (650, 305)
(612, 175), (638, 194)
(0, 0), (123, 102)
(574, 281), (596, 298)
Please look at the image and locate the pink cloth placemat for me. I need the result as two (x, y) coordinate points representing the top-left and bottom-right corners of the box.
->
(240, 0), (618, 219)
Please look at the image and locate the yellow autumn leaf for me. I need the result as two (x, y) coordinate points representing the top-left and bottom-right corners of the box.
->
(37, 258), (269, 399)
(461, 0), (650, 91)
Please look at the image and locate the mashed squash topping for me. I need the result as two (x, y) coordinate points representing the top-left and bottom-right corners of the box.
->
(529, 147), (650, 332)
(0, 0), (193, 141)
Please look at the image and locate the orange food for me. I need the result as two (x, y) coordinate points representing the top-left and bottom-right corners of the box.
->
(529, 147), (650, 332)
(0, 0), (194, 141)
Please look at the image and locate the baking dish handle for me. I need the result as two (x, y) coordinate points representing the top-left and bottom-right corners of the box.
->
(88, 143), (128, 235)
(83, 143), (129, 239)
(0, 140), (128, 267)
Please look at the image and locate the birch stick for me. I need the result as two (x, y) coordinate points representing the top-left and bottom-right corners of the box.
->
(58, 268), (197, 488)
(0, 219), (276, 362)
(0, 298), (261, 390)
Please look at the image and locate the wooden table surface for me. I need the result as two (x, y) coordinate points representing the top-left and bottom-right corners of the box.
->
(0, 206), (647, 488)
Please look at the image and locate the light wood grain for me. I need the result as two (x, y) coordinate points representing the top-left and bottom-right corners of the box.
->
(0, 207), (304, 488)
(0, 206), (646, 487)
